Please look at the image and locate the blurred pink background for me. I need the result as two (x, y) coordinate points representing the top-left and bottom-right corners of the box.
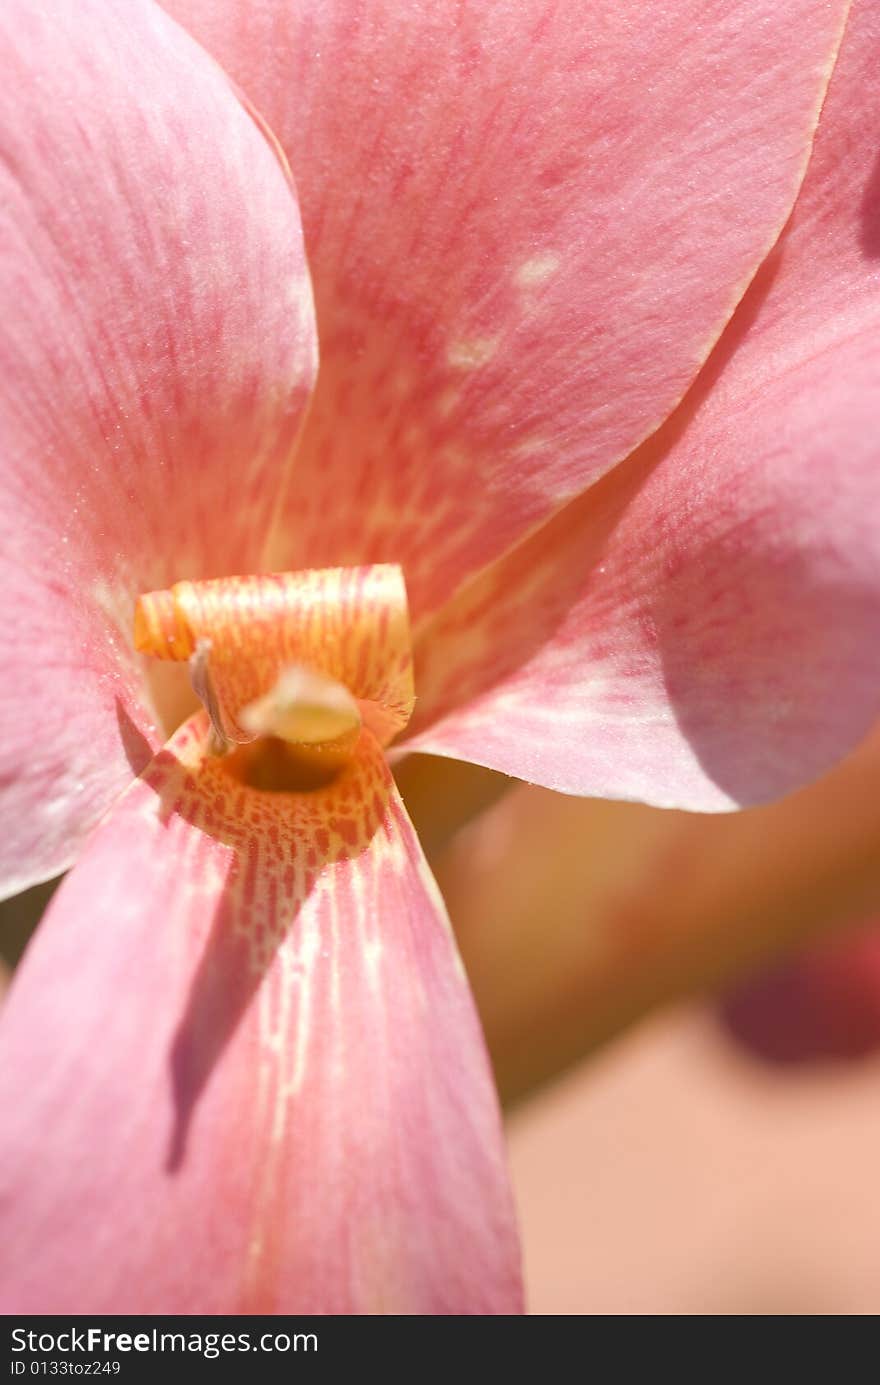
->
(507, 1004), (880, 1314)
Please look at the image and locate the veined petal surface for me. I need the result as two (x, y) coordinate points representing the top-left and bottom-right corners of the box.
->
(0, 716), (521, 1314)
(406, 0), (880, 809)
(0, 0), (317, 894)
(167, 0), (847, 619)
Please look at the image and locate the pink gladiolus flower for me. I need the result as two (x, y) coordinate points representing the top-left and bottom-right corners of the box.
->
(0, 0), (878, 1313)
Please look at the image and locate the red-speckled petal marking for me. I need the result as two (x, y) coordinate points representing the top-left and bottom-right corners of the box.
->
(0, 712), (522, 1313)
(135, 565), (414, 747)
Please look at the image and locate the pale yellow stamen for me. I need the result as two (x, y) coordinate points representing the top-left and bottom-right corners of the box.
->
(239, 664), (361, 747)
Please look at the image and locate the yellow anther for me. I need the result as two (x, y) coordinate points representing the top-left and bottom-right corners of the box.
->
(239, 664), (361, 747)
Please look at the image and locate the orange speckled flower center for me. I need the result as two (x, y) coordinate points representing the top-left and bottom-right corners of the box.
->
(134, 565), (414, 785)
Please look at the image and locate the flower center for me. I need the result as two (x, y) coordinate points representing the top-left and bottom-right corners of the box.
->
(134, 566), (413, 791)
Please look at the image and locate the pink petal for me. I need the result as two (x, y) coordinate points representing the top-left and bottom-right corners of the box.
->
(0, 0), (317, 895)
(404, 0), (880, 809)
(167, 0), (846, 620)
(720, 927), (880, 1064)
(0, 715), (521, 1314)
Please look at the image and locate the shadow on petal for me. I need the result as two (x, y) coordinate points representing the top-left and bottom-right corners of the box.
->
(655, 536), (880, 805)
(136, 726), (389, 1173)
(859, 143), (880, 259)
(114, 697), (156, 778)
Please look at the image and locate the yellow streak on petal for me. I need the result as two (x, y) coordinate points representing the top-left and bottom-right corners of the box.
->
(514, 251), (560, 288)
(133, 587), (195, 660)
